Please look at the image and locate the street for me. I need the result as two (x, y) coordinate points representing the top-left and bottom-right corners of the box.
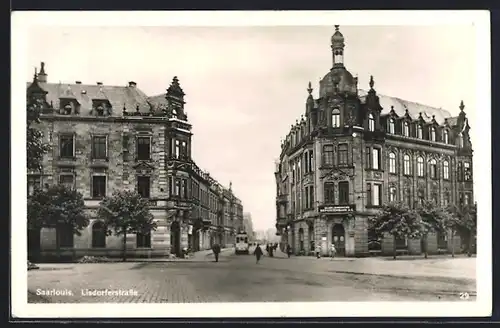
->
(28, 247), (476, 303)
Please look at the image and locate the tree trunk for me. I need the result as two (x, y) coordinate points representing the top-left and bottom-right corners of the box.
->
(55, 224), (61, 261)
(467, 231), (473, 257)
(122, 230), (127, 262)
(393, 235), (397, 260)
(424, 233), (428, 259)
(451, 229), (455, 258)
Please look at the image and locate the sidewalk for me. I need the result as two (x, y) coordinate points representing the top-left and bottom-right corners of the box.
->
(271, 250), (475, 280)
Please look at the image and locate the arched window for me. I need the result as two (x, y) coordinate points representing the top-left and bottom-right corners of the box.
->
(417, 156), (424, 177)
(91, 221), (106, 248)
(417, 125), (423, 139)
(458, 132), (464, 147)
(389, 186), (397, 202)
(368, 113), (375, 132)
(332, 108), (340, 128)
(430, 127), (436, 141)
(429, 158), (437, 179)
(389, 152), (396, 174)
(403, 121), (410, 137)
(443, 130), (449, 144)
(388, 118), (395, 134)
(403, 154), (411, 175)
(57, 224), (74, 248)
(443, 160), (449, 180)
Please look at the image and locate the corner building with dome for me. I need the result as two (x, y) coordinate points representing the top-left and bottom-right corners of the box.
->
(274, 26), (474, 257)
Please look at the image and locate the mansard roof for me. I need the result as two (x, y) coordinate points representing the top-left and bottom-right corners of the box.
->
(25, 81), (161, 115)
(358, 89), (452, 125)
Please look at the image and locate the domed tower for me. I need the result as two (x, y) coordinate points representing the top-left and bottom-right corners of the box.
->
(331, 25), (345, 68)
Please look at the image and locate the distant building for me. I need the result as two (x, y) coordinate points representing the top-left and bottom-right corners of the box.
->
(27, 63), (244, 260)
(274, 26), (474, 257)
(242, 212), (255, 238)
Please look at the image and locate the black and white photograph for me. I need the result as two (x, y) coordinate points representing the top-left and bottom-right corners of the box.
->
(12, 11), (491, 318)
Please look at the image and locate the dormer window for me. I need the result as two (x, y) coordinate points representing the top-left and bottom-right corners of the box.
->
(430, 127), (436, 141)
(417, 124), (423, 139)
(332, 108), (340, 128)
(443, 130), (449, 144)
(368, 113), (375, 132)
(388, 118), (395, 134)
(63, 104), (72, 115)
(96, 105), (104, 116)
(403, 121), (410, 137)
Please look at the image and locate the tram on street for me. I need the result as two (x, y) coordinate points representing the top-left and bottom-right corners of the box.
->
(235, 232), (250, 255)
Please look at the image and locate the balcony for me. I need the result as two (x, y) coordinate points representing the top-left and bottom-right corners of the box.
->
(276, 217), (288, 228)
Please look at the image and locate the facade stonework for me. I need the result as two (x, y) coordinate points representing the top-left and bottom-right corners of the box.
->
(27, 65), (244, 260)
(275, 26), (473, 257)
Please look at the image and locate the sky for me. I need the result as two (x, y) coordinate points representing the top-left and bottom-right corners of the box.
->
(26, 24), (478, 232)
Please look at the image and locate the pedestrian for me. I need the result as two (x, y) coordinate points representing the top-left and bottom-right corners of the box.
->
(254, 243), (263, 264)
(266, 244), (270, 255)
(212, 243), (221, 262)
(315, 244), (321, 259)
(330, 243), (336, 260)
(269, 245), (274, 257)
(286, 244), (292, 258)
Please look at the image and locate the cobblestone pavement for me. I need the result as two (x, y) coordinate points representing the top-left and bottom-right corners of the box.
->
(28, 249), (476, 303)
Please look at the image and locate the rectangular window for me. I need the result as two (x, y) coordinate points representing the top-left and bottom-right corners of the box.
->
(92, 175), (106, 198)
(308, 151), (314, 173)
(182, 179), (189, 198)
(338, 144), (348, 165)
(137, 176), (150, 198)
(304, 187), (309, 209)
(464, 162), (472, 181)
(137, 136), (151, 160)
(309, 186), (314, 208)
(92, 135), (107, 159)
(136, 231), (151, 248)
(175, 140), (180, 158)
(338, 181), (349, 205)
(464, 193), (471, 205)
(324, 183), (335, 204)
(181, 141), (187, 159)
(373, 184), (382, 206)
(458, 162), (463, 181)
(59, 174), (74, 189)
(59, 134), (74, 158)
(366, 184), (372, 206)
(366, 147), (371, 168)
(372, 148), (380, 170)
(323, 145), (334, 166)
(57, 224), (74, 248)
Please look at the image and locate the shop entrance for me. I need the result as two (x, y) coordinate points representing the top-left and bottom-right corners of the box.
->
(332, 224), (346, 256)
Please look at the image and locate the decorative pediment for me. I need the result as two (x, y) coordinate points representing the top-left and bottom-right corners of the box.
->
(133, 161), (155, 174)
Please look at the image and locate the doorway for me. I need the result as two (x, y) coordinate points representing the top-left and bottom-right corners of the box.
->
(332, 224), (345, 256)
(170, 221), (181, 257)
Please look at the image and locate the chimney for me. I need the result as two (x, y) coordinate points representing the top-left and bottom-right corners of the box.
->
(75, 81), (82, 84)
(128, 81), (137, 87)
(96, 82), (103, 85)
(38, 62), (47, 83)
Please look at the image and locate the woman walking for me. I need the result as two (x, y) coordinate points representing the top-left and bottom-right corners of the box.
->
(254, 243), (263, 264)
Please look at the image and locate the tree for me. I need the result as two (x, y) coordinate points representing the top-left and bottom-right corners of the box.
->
(416, 200), (451, 259)
(369, 202), (423, 260)
(27, 185), (89, 256)
(27, 86), (51, 171)
(97, 190), (157, 261)
(447, 203), (477, 257)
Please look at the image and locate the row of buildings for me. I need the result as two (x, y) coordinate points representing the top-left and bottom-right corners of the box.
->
(274, 26), (474, 257)
(27, 63), (244, 260)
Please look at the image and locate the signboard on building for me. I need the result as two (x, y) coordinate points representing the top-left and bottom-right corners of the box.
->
(318, 205), (355, 214)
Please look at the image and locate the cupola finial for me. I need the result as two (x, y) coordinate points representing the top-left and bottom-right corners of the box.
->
(459, 100), (465, 111)
(369, 75), (374, 89)
(334, 25), (339, 31)
(307, 81), (313, 95)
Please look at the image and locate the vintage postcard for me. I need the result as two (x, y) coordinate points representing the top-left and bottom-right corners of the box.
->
(11, 10), (491, 318)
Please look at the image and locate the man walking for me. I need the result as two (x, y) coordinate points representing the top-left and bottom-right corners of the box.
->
(254, 243), (263, 264)
(212, 243), (221, 262)
(286, 244), (292, 258)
